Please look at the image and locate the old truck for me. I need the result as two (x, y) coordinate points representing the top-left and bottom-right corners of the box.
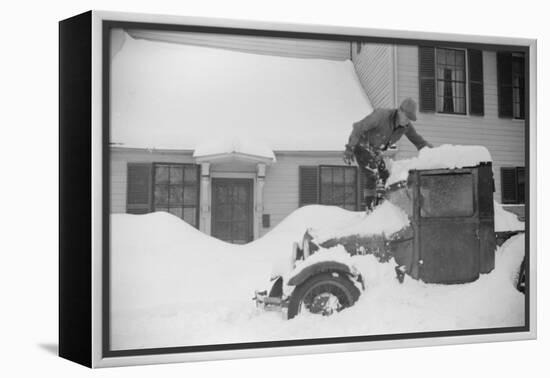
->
(254, 162), (521, 319)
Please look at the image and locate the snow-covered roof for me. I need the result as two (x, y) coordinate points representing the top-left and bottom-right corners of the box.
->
(111, 33), (373, 152)
(193, 137), (276, 161)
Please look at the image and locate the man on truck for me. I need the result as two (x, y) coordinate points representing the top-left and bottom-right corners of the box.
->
(343, 97), (433, 211)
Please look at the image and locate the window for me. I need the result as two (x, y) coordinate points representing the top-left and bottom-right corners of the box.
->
(126, 162), (200, 227)
(419, 47), (483, 115)
(501, 167), (525, 204)
(420, 173), (474, 217)
(512, 55), (526, 119)
(497, 52), (525, 119)
(319, 166), (358, 211)
(436, 48), (466, 114)
(153, 164), (199, 226)
(299, 165), (360, 210)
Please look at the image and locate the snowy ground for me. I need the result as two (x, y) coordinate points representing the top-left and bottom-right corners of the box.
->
(110, 205), (525, 350)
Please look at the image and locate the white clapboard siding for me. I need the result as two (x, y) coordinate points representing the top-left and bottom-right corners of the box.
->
(260, 152), (348, 237)
(351, 42), (396, 108)
(394, 46), (525, 203)
(110, 148), (196, 213)
(111, 148), (349, 239)
(126, 29), (351, 60)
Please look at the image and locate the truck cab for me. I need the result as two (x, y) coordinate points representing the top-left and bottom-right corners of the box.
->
(254, 162), (500, 319)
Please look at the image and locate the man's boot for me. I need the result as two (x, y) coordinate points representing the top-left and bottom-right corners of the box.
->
(365, 196), (377, 213)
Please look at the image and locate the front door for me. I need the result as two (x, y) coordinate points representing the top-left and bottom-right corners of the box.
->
(211, 178), (253, 244)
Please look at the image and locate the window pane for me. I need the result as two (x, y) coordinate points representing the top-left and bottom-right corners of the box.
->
(320, 183), (332, 204)
(169, 185), (184, 204)
(455, 97), (466, 114)
(168, 207), (183, 218)
(183, 186), (197, 205)
(344, 167), (356, 184)
(446, 49), (455, 65)
(437, 95), (444, 112)
(320, 167), (332, 184)
(454, 68), (465, 82)
(319, 166), (356, 209)
(154, 185), (169, 205)
(155, 165), (170, 184)
(420, 173), (474, 217)
(170, 166), (183, 184)
(183, 207), (197, 226)
(437, 66), (445, 80)
(184, 167), (198, 183)
(437, 49), (446, 64)
(456, 51), (465, 67)
(333, 185), (345, 204)
(344, 184), (355, 204)
(333, 168), (345, 184)
(455, 82), (465, 97)
(155, 207), (168, 213)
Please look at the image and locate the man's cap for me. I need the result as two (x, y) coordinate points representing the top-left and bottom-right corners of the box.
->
(399, 97), (417, 122)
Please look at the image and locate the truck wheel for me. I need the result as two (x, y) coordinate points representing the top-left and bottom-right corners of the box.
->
(287, 273), (360, 319)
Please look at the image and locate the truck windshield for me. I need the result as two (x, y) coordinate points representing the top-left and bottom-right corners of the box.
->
(420, 173), (474, 217)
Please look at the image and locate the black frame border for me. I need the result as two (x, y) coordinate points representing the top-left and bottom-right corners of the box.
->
(101, 18), (531, 359)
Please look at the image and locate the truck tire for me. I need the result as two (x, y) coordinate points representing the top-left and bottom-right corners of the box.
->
(287, 273), (360, 319)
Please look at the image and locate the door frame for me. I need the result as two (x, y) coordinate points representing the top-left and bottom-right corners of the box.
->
(211, 177), (254, 243)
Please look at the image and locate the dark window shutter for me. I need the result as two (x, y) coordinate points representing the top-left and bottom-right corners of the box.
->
(468, 49), (484, 116)
(358, 170), (367, 211)
(501, 167), (517, 204)
(127, 163), (152, 214)
(299, 166), (319, 207)
(418, 46), (436, 112)
(497, 52), (513, 118)
(516, 167), (525, 204)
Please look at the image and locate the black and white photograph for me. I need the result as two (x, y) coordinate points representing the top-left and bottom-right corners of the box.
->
(4, 0), (548, 375)
(105, 24), (529, 352)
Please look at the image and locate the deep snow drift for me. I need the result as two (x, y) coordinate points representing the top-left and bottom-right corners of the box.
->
(110, 204), (525, 350)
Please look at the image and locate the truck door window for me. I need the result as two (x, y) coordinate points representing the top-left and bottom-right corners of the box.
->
(420, 173), (474, 217)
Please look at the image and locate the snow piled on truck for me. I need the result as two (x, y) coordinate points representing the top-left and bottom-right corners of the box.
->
(387, 144), (492, 185)
(311, 201), (410, 243)
(110, 205), (524, 350)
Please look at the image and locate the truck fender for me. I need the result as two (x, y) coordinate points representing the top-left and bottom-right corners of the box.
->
(287, 261), (363, 290)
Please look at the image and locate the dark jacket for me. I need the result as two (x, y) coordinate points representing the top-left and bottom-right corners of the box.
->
(347, 108), (431, 151)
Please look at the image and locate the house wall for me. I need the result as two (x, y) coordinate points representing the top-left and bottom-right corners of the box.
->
(110, 148), (196, 213)
(125, 29), (351, 60)
(260, 152), (347, 237)
(111, 148), (350, 239)
(394, 46), (525, 203)
(351, 43), (396, 108)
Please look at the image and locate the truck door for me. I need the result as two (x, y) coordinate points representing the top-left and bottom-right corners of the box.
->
(417, 170), (480, 284)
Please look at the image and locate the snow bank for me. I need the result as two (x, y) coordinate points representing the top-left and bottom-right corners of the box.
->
(245, 205), (362, 277)
(111, 33), (372, 151)
(111, 206), (525, 349)
(387, 144), (492, 185)
(193, 136), (276, 160)
(494, 202), (525, 232)
(311, 201), (410, 243)
(110, 212), (272, 312)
